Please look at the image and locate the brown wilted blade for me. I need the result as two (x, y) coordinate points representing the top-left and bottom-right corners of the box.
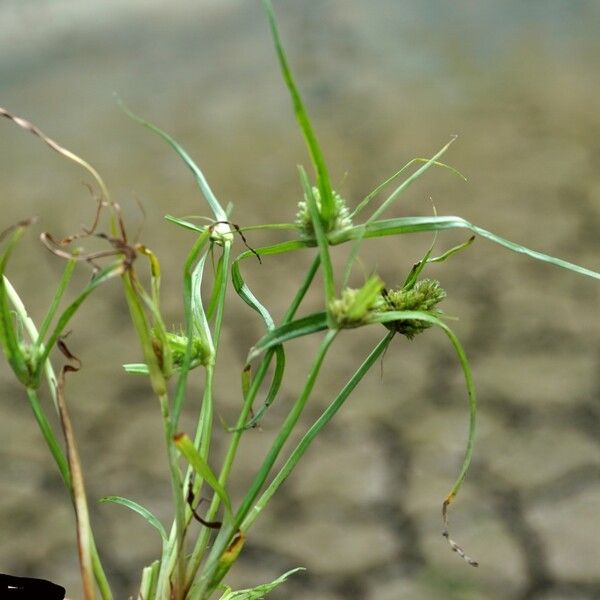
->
(185, 487), (222, 530)
(0, 218), (37, 244)
(57, 335), (82, 371)
(56, 354), (96, 599)
(0, 106), (109, 204)
(442, 497), (478, 567)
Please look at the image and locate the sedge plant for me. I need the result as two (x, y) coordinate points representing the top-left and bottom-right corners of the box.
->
(1, 2), (598, 599)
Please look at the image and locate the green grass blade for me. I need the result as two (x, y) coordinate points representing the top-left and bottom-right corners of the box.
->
(262, 0), (335, 223)
(138, 560), (159, 600)
(0, 224), (31, 383)
(217, 568), (305, 600)
(39, 262), (123, 371)
(172, 230), (212, 427)
(165, 215), (206, 234)
(429, 236), (476, 264)
(342, 139), (456, 287)
(351, 156), (466, 219)
(232, 256), (275, 330)
(298, 166), (336, 311)
(100, 496), (168, 542)
(242, 331), (395, 531)
(330, 216), (600, 280)
(402, 232), (437, 290)
(174, 433), (233, 521)
(34, 258), (77, 352)
(231, 255), (286, 428)
(369, 138), (457, 223)
(247, 312), (328, 363)
(233, 346), (285, 431)
(369, 310), (477, 554)
(26, 387), (70, 487)
(118, 100), (227, 221)
(193, 330), (338, 598)
(206, 252), (226, 322)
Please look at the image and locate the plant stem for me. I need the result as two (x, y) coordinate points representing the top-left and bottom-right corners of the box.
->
(191, 329), (338, 599)
(183, 255), (320, 588)
(242, 331), (394, 531)
(25, 387), (113, 598)
(34, 258), (77, 353)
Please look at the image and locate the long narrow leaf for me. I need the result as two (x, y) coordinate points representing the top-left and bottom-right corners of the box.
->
(118, 100), (227, 221)
(351, 155), (466, 219)
(242, 332), (395, 531)
(368, 309), (477, 563)
(299, 166), (336, 310)
(100, 496), (168, 542)
(174, 433), (233, 520)
(330, 216), (600, 280)
(0, 224), (30, 383)
(262, 0), (335, 223)
(247, 312), (328, 363)
(218, 568), (305, 600)
(342, 139), (456, 286)
(39, 262), (123, 374)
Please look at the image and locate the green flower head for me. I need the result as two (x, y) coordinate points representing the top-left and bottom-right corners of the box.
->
(376, 279), (447, 339)
(295, 186), (352, 238)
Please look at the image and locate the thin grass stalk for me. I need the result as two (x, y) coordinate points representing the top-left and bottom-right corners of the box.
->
(241, 331), (394, 531)
(330, 216), (600, 281)
(261, 0), (335, 224)
(184, 255), (321, 586)
(190, 330), (338, 599)
(8, 282), (111, 598)
(38, 263), (124, 375)
(160, 242), (231, 595)
(342, 139), (455, 287)
(34, 258), (77, 353)
(154, 393), (187, 600)
(26, 387), (70, 486)
(350, 157), (466, 219)
(172, 229), (212, 427)
(298, 167), (336, 316)
(122, 273), (186, 599)
(156, 242), (214, 597)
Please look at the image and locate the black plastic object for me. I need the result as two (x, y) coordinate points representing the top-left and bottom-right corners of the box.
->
(0, 573), (66, 599)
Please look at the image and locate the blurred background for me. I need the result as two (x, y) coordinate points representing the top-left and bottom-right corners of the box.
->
(1, 1), (599, 599)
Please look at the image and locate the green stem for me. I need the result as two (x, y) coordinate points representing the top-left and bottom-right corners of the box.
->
(262, 0), (335, 224)
(26, 388), (70, 487)
(172, 230), (212, 427)
(298, 167), (336, 316)
(34, 258), (77, 352)
(183, 255), (321, 588)
(242, 331), (394, 531)
(342, 139), (455, 287)
(160, 242), (232, 595)
(191, 329), (338, 599)
(154, 393), (187, 600)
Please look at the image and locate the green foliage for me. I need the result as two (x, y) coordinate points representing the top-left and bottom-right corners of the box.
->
(0, 2), (598, 600)
(217, 568), (304, 600)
